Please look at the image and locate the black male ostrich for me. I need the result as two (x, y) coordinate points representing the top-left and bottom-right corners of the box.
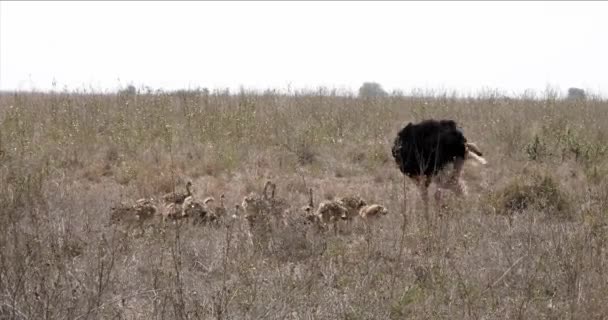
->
(391, 119), (486, 222)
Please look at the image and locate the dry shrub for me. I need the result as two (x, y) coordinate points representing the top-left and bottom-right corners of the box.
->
(344, 143), (389, 170)
(105, 144), (121, 163)
(82, 162), (113, 183)
(369, 145), (390, 166)
(348, 149), (366, 164)
(281, 176), (309, 195)
(491, 170), (572, 219)
(270, 221), (323, 263)
(114, 161), (137, 185)
(295, 142), (317, 166)
(333, 166), (356, 179)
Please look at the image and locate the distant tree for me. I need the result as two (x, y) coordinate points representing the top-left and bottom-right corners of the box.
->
(119, 84), (137, 96)
(567, 87), (586, 100)
(358, 82), (388, 98)
(391, 89), (405, 97)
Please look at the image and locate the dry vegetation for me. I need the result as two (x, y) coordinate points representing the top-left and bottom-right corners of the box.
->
(1, 87), (608, 319)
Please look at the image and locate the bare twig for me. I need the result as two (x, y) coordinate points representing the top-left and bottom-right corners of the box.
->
(74, 288), (169, 320)
(0, 302), (29, 320)
(483, 254), (528, 293)
(390, 174), (409, 299)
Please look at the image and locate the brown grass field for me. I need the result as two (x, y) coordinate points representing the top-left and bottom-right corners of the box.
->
(1, 88), (608, 319)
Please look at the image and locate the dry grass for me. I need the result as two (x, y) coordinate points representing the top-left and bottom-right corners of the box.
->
(1, 88), (608, 319)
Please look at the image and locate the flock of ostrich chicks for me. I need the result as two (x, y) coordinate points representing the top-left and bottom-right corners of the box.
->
(110, 179), (389, 235)
(110, 119), (488, 237)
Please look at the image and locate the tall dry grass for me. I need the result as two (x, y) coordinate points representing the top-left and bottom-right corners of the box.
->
(1, 88), (608, 319)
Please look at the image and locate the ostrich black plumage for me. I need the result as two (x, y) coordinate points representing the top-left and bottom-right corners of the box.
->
(392, 119), (468, 178)
(391, 119), (486, 223)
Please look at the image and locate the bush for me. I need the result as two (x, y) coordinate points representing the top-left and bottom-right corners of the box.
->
(567, 87), (586, 101)
(491, 171), (572, 219)
(525, 134), (549, 161)
(358, 82), (387, 98)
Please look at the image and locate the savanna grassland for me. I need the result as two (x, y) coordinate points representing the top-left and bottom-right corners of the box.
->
(1, 88), (608, 319)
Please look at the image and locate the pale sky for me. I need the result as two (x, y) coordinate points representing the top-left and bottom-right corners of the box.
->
(1, 1), (607, 96)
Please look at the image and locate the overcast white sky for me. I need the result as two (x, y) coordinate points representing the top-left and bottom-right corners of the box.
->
(1, 1), (607, 96)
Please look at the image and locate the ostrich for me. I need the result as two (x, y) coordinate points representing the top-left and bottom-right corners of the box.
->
(183, 196), (208, 224)
(315, 200), (350, 234)
(337, 195), (368, 221)
(163, 181), (193, 205)
(214, 194), (227, 219)
(300, 188), (317, 222)
(359, 204), (389, 220)
(391, 119), (487, 223)
(162, 202), (188, 222)
(110, 197), (157, 235)
(241, 180), (274, 219)
(241, 180), (275, 251)
(265, 182), (290, 220)
(202, 194), (227, 224)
